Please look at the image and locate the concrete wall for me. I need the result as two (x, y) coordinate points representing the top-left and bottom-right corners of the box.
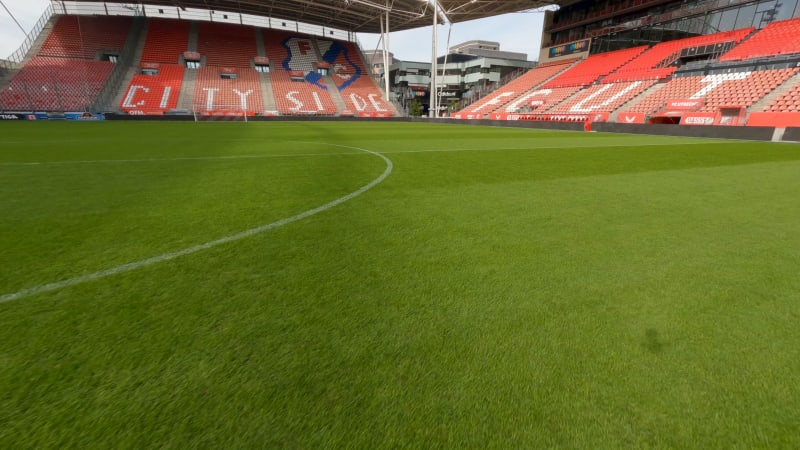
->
(104, 114), (800, 142)
(780, 127), (800, 142)
(592, 123), (776, 141)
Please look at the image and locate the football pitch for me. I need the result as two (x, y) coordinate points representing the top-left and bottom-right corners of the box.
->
(1, 121), (799, 447)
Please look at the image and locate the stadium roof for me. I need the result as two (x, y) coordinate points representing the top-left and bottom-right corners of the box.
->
(121, 0), (557, 33)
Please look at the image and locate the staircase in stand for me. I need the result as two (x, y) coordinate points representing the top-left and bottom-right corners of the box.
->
(323, 77), (348, 112)
(610, 82), (665, 121)
(177, 69), (197, 110)
(109, 18), (150, 111)
(187, 22), (199, 52)
(749, 70), (800, 112)
(94, 16), (147, 111)
(259, 72), (277, 112)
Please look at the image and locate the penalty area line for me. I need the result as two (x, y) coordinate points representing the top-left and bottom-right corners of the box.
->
(0, 145), (392, 304)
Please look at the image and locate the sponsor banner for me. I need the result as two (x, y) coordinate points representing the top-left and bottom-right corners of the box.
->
(65, 112), (105, 121)
(357, 112), (392, 118)
(657, 110), (687, 117)
(126, 110), (164, 116)
(261, 110), (279, 116)
(680, 112), (716, 125)
(747, 112), (800, 127)
(617, 112), (645, 124)
(454, 114), (483, 120)
(11, 112), (104, 121)
(487, 113), (590, 122)
(588, 112), (609, 123)
(183, 51), (201, 61)
(490, 113), (542, 121)
(253, 56), (270, 65)
(315, 62), (330, 69)
(543, 114), (589, 122)
(288, 71), (305, 79)
(201, 110), (255, 117)
(666, 99), (704, 110)
(220, 67), (237, 74)
(717, 115), (741, 126)
(141, 62), (160, 69)
(339, 109), (354, 116)
(548, 39), (590, 58)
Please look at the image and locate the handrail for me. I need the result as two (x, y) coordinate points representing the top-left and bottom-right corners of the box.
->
(2, 3), (62, 64)
(92, 16), (147, 111)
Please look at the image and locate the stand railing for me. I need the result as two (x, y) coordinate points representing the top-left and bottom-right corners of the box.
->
(92, 16), (147, 111)
(1, 3), (62, 68)
(454, 67), (527, 112)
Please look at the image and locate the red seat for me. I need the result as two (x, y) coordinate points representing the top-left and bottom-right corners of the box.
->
(0, 57), (113, 111)
(263, 30), (338, 115)
(39, 15), (132, 60)
(722, 18), (800, 61)
(193, 67), (263, 113)
(456, 59), (578, 115)
(120, 65), (184, 114)
(543, 46), (648, 88)
(141, 19), (189, 64)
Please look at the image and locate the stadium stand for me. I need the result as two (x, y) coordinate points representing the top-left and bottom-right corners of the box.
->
(120, 64), (184, 114)
(626, 69), (798, 115)
(542, 46), (647, 88)
(0, 57), (113, 110)
(39, 15), (132, 60)
(455, 59), (576, 115)
(627, 76), (709, 114)
(5, 3), (800, 125)
(267, 69), (338, 115)
(0, 14), (133, 111)
(546, 79), (657, 114)
(720, 18), (800, 62)
(605, 28), (754, 82)
(269, 32), (319, 73)
(140, 19), (190, 65)
(193, 67), (263, 113)
(699, 68), (798, 112)
(524, 86), (583, 113)
(262, 30), (337, 115)
(197, 22), (257, 68)
(317, 39), (394, 114)
(764, 79), (800, 113)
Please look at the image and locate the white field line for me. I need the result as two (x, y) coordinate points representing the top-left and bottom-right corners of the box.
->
(382, 141), (711, 154)
(0, 145), (393, 304)
(0, 152), (365, 166)
(0, 141), (712, 167)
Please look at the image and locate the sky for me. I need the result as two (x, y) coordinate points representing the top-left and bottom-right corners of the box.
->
(0, 0), (546, 62)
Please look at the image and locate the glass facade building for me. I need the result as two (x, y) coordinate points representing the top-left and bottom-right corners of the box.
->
(548, 0), (800, 54)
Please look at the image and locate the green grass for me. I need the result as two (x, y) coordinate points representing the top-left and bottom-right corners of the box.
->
(1, 121), (800, 448)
